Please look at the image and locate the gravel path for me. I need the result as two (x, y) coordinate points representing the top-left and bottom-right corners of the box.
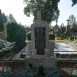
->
(68, 44), (77, 51)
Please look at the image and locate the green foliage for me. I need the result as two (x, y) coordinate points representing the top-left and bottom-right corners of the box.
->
(69, 15), (76, 25)
(67, 15), (77, 33)
(0, 39), (15, 58)
(21, 66), (33, 77)
(70, 35), (75, 40)
(0, 67), (13, 77)
(45, 68), (60, 77)
(20, 65), (61, 77)
(72, 0), (77, 6)
(6, 22), (26, 43)
(68, 15), (76, 29)
(6, 22), (26, 51)
(7, 14), (16, 22)
(0, 72), (12, 77)
(2, 13), (7, 24)
(60, 24), (66, 33)
(0, 10), (4, 31)
(0, 9), (7, 32)
(24, 0), (77, 23)
(24, 0), (60, 23)
(72, 23), (77, 32)
(59, 34), (68, 40)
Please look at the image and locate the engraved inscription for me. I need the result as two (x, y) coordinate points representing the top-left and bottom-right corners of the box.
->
(35, 27), (46, 55)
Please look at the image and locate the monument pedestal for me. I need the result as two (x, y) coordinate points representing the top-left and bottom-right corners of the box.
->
(26, 20), (57, 69)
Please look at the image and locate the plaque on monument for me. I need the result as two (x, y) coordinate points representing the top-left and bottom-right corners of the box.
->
(34, 27), (46, 55)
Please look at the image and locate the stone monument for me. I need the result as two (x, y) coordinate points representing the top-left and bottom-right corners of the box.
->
(26, 0), (56, 69)
(66, 19), (70, 34)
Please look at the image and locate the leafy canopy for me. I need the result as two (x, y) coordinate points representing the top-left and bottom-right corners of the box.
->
(24, 0), (77, 23)
(0, 9), (8, 31)
(5, 22), (26, 51)
(72, 0), (77, 6)
(24, 0), (60, 23)
(6, 22), (26, 44)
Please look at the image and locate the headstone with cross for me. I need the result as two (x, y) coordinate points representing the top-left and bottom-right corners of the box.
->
(25, 0), (56, 69)
(32, 0), (44, 20)
(27, 0), (55, 56)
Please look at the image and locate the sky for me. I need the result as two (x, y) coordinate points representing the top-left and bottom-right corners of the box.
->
(0, 0), (77, 26)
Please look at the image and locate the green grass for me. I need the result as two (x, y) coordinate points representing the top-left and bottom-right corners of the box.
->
(55, 38), (77, 44)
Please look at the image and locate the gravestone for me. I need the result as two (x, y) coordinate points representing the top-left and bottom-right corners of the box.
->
(26, 0), (56, 69)
(66, 19), (70, 34)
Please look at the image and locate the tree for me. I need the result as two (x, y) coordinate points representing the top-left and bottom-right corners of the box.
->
(72, 23), (77, 32)
(24, 0), (77, 23)
(60, 23), (66, 33)
(0, 10), (4, 31)
(24, 0), (60, 23)
(0, 9), (7, 32)
(67, 15), (77, 33)
(68, 15), (76, 29)
(2, 13), (7, 24)
(72, 0), (77, 6)
(6, 22), (26, 51)
(7, 14), (16, 22)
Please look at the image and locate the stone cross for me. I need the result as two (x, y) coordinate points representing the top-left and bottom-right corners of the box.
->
(33, 0), (44, 20)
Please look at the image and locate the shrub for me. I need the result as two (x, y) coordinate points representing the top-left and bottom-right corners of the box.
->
(0, 39), (15, 58)
(6, 22), (26, 52)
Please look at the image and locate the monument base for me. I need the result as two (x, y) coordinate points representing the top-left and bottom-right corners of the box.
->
(25, 56), (57, 69)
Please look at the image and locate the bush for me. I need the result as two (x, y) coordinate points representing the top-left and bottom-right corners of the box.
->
(0, 39), (15, 58)
(70, 35), (74, 40)
(6, 22), (26, 52)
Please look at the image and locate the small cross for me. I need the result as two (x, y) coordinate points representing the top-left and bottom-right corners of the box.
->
(32, 0), (44, 20)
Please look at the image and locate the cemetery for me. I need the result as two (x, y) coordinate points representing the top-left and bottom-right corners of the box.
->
(0, 0), (77, 77)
